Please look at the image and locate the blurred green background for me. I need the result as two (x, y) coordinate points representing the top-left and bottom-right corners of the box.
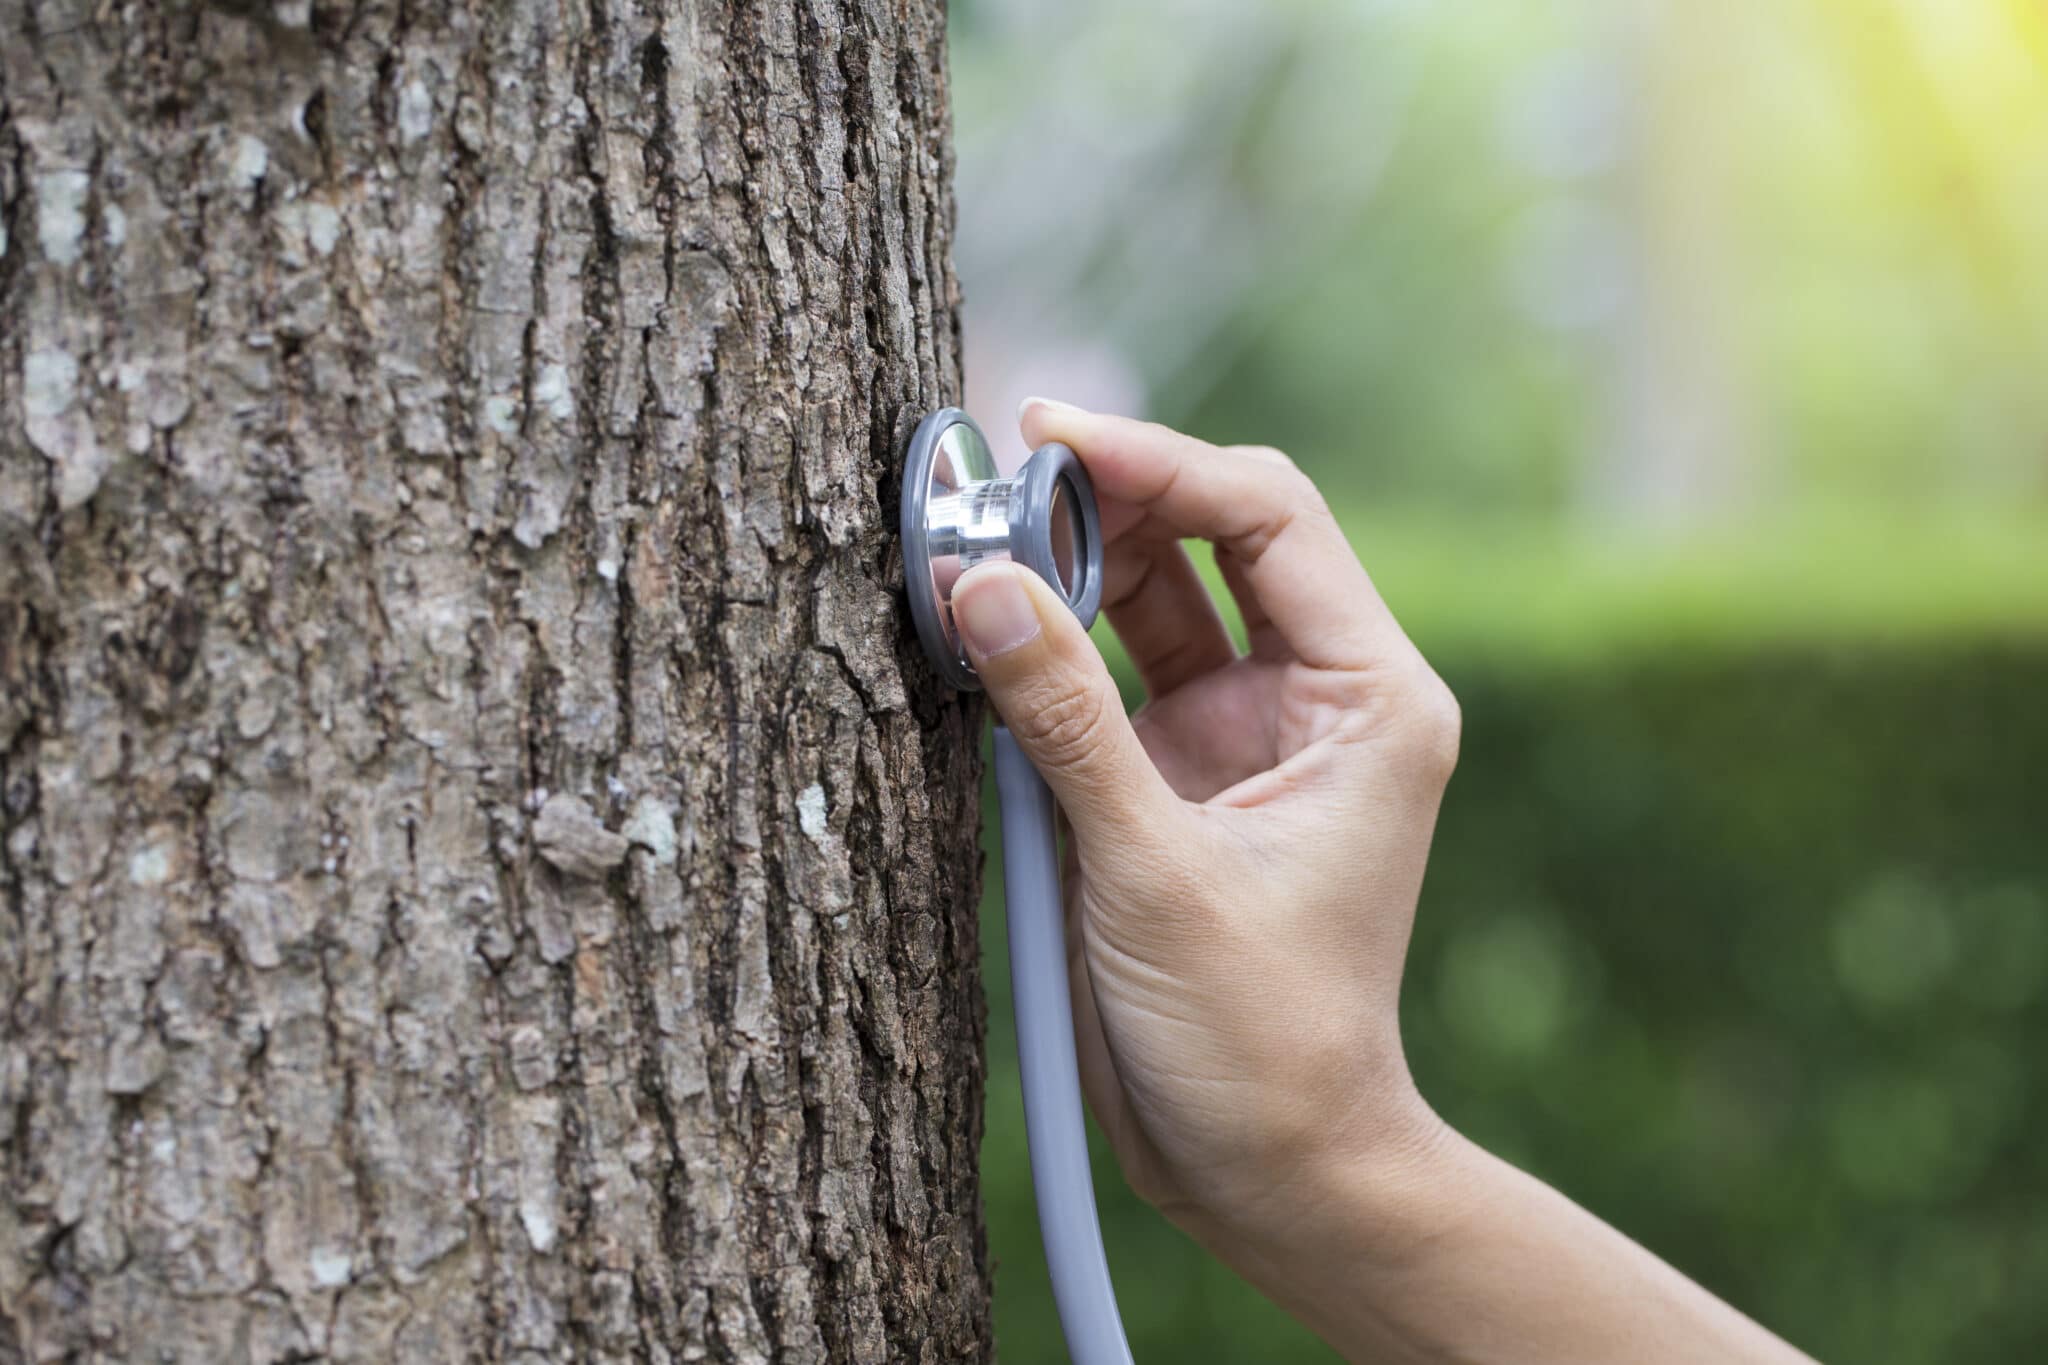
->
(949, 0), (2048, 1360)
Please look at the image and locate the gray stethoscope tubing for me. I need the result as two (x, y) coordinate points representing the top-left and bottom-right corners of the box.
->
(901, 409), (1133, 1364)
(995, 727), (1135, 1365)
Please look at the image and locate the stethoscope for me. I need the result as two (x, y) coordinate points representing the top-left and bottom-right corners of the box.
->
(901, 408), (1133, 1365)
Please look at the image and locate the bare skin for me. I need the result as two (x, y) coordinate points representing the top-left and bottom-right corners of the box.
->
(949, 399), (1814, 1364)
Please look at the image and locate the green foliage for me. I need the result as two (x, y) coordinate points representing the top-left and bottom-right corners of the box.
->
(1411, 643), (2047, 1364)
(949, 2), (2048, 1354)
(978, 577), (2048, 1361)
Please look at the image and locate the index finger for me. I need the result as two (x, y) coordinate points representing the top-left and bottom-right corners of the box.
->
(1020, 401), (1399, 670)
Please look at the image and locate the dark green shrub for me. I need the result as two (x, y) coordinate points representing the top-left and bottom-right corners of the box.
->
(983, 640), (2048, 1362)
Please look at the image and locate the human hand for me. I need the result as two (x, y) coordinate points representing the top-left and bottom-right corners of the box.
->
(952, 403), (1815, 1365)
(948, 400), (1461, 1285)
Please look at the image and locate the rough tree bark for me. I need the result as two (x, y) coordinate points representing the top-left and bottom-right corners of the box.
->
(0, 1), (990, 1360)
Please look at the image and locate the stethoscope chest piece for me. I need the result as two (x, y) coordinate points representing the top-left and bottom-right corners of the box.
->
(901, 407), (1104, 689)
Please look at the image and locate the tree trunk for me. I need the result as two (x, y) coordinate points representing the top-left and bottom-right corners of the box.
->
(0, 2), (989, 1361)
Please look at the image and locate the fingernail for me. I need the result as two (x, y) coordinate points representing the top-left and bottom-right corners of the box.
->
(1018, 395), (1083, 425)
(954, 566), (1042, 657)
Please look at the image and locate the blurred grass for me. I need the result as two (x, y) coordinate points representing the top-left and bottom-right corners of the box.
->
(978, 510), (2048, 1363)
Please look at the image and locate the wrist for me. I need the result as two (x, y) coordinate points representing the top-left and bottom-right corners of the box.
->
(1177, 1074), (1459, 1314)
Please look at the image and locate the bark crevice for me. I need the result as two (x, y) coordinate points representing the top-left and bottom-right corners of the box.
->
(0, 1), (987, 1359)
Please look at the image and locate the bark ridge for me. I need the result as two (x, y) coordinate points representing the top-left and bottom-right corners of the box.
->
(0, 1), (988, 1359)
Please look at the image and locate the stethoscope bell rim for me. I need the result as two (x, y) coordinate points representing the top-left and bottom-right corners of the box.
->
(901, 407), (1104, 692)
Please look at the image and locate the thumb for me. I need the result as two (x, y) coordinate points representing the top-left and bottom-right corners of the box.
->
(952, 561), (1177, 841)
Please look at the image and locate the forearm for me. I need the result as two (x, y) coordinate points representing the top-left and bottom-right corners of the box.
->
(1194, 1110), (1813, 1364)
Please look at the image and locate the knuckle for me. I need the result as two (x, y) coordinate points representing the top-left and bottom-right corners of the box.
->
(1015, 679), (1115, 771)
(1271, 462), (1330, 521)
(1402, 668), (1462, 780)
(1232, 464), (1332, 563)
(1289, 467), (1334, 518)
